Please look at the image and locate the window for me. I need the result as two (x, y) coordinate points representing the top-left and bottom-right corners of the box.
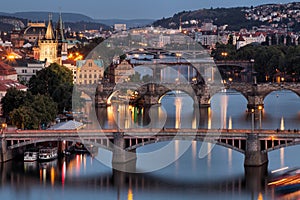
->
(88, 63), (92, 67)
(89, 74), (92, 78)
(94, 74), (97, 78)
(84, 74), (87, 78)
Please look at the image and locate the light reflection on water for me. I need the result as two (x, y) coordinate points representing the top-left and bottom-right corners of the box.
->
(1, 90), (300, 200)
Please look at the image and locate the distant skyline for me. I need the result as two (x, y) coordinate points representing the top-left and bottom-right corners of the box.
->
(0, 0), (297, 19)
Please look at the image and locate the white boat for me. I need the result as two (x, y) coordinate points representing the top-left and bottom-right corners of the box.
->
(24, 151), (38, 162)
(38, 147), (58, 161)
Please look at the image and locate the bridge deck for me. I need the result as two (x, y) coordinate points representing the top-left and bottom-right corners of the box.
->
(1, 128), (299, 138)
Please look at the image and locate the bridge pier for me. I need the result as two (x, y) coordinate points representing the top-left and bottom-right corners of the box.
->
(244, 133), (268, 167)
(0, 137), (13, 163)
(112, 133), (137, 172)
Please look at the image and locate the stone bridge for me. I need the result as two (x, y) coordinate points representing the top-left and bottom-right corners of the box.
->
(95, 81), (300, 111)
(227, 82), (300, 110)
(2, 128), (300, 169)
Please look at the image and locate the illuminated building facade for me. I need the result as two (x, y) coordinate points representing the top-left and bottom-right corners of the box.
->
(76, 59), (104, 85)
(38, 14), (68, 65)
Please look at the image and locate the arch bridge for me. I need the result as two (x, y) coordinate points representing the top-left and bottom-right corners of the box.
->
(2, 128), (300, 168)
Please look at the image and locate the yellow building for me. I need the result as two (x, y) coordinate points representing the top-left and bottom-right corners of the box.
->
(76, 59), (104, 85)
(114, 60), (135, 83)
(38, 14), (68, 66)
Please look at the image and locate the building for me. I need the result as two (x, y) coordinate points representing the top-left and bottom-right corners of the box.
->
(6, 59), (45, 82)
(62, 60), (77, 83)
(0, 62), (27, 113)
(236, 33), (266, 49)
(37, 14), (68, 65)
(158, 34), (171, 47)
(195, 32), (218, 48)
(0, 61), (18, 81)
(76, 59), (104, 85)
(114, 24), (127, 32)
(22, 22), (47, 43)
(114, 60), (135, 83)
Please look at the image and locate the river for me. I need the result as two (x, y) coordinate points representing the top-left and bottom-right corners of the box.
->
(1, 90), (300, 200)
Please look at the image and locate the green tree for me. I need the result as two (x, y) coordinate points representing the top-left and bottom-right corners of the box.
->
(10, 94), (57, 130)
(29, 63), (73, 113)
(1, 88), (33, 121)
(30, 94), (57, 129)
(10, 106), (39, 130)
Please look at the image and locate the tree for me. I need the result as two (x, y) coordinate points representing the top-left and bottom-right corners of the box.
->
(30, 94), (57, 129)
(10, 94), (57, 130)
(1, 88), (33, 121)
(10, 106), (38, 130)
(29, 63), (73, 113)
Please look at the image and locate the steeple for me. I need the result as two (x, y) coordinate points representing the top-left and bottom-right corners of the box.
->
(56, 12), (65, 41)
(179, 16), (182, 32)
(45, 14), (55, 40)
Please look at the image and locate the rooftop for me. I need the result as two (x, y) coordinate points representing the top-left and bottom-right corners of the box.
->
(0, 79), (27, 91)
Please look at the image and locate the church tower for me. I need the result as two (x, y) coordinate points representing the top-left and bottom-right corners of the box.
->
(56, 12), (68, 62)
(38, 13), (67, 66)
(38, 14), (58, 65)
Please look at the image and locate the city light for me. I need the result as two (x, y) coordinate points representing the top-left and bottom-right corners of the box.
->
(221, 52), (228, 57)
(68, 52), (83, 61)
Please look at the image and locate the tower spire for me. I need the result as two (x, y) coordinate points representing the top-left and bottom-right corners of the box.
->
(56, 12), (65, 41)
(179, 16), (182, 32)
(45, 13), (54, 40)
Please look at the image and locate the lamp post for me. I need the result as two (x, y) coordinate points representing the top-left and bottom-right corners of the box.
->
(251, 109), (254, 133)
(1, 123), (7, 134)
(250, 59), (255, 84)
(258, 106), (263, 130)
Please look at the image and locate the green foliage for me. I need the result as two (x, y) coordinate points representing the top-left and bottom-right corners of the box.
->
(212, 43), (300, 82)
(1, 88), (33, 120)
(10, 106), (38, 130)
(29, 63), (73, 113)
(9, 94), (57, 130)
(3, 63), (73, 129)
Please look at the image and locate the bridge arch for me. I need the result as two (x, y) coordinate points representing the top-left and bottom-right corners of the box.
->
(263, 89), (300, 102)
(158, 89), (196, 104)
(208, 88), (248, 105)
(264, 140), (300, 153)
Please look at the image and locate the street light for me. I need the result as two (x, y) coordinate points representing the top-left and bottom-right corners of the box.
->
(258, 106), (263, 130)
(251, 109), (255, 133)
(1, 123), (7, 134)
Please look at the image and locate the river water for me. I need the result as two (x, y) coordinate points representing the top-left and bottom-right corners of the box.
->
(1, 90), (300, 200)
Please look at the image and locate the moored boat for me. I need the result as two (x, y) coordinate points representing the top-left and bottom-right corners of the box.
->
(24, 151), (38, 162)
(38, 147), (58, 161)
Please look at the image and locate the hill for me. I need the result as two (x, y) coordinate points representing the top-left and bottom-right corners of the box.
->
(153, 7), (265, 31)
(3, 12), (94, 23)
(152, 2), (300, 31)
(96, 19), (154, 28)
(0, 12), (110, 31)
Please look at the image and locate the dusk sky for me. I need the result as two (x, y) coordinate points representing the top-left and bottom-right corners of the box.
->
(0, 0), (297, 19)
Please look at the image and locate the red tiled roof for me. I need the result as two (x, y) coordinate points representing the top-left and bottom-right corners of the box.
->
(0, 61), (17, 76)
(0, 79), (27, 91)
